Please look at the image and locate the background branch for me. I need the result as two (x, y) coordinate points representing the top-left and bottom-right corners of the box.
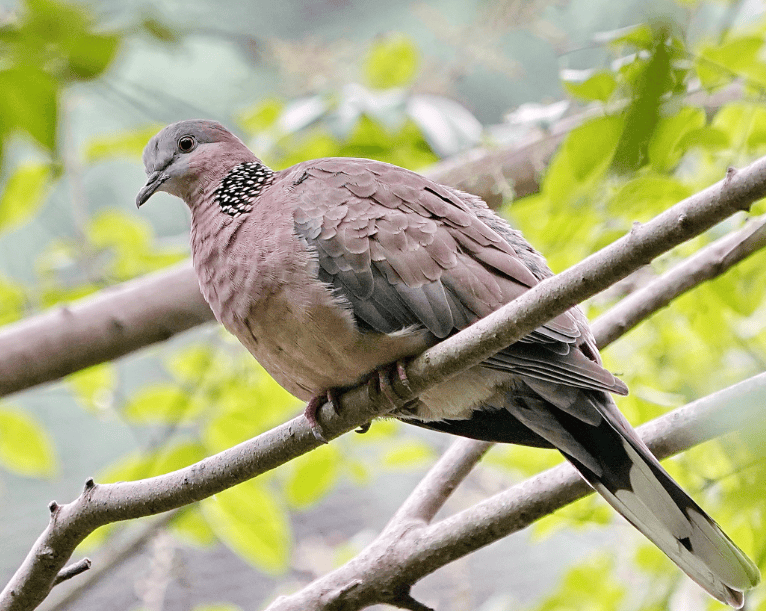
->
(2, 154), (765, 611)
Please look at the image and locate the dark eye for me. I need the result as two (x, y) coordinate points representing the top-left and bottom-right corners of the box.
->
(178, 136), (196, 153)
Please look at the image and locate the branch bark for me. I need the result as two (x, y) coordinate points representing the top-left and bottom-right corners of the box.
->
(2, 154), (766, 611)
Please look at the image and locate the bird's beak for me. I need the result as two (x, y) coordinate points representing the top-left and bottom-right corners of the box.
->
(136, 171), (169, 208)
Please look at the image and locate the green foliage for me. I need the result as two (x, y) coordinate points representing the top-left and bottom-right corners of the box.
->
(364, 34), (420, 89)
(201, 479), (291, 575)
(85, 125), (165, 162)
(0, 275), (25, 326)
(0, 163), (51, 233)
(285, 444), (341, 509)
(67, 362), (116, 413)
(562, 71), (617, 102)
(0, 404), (57, 477)
(122, 383), (199, 424)
(528, 554), (626, 611)
(0, 0), (121, 158)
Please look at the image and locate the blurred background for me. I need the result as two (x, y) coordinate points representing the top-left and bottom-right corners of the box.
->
(1, 0), (766, 610)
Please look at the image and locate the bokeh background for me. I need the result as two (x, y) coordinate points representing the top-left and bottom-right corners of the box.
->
(1, 0), (766, 610)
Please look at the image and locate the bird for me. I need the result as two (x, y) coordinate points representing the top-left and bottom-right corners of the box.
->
(137, 119), (759, 606)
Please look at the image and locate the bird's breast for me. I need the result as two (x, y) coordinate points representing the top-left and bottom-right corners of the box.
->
(190, 211), (431, 401)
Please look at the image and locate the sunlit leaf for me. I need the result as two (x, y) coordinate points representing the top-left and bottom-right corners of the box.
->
(239, 98), (284, 133)
(0, 68), (57, 150)
(85, 125), (164, 162)
(697, 35), (766, 89)
(562, 70), (617, 102)
(0, 276), (26, 326)
(0, 163), (51, 233)
(201, 480), (291, 574)
(365, 34), (419, 89)
(172, 507), (217, 547)
(647, 107), (706, 172)
(542, 114), (623, 206)
(382, 440), (435, 468)
(285, 443), (340, 509)
(0, 405), (56, 477)
(67, 363), (116, 413)
(122, 384), (197, 424)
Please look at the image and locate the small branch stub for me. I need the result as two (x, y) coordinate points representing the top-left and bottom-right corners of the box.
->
(52, 559), (91, 587)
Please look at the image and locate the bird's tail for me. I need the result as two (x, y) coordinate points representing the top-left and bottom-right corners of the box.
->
(509, 389), (760, 607)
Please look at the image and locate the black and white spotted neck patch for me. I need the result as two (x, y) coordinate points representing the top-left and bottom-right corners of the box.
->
(214, 162), (274, 216)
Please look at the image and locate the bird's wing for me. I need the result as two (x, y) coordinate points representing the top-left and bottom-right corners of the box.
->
(288, 157), (626, 397)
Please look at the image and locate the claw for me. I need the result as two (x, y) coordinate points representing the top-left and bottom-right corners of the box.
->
(304, 390), (339, 444)
(355, 422), (371, 434)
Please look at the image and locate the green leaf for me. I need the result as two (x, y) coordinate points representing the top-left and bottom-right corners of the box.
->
(67, 363), (116, 413)
(171, 507), (217, 547)
(0, 163), (51, 233)
(85, 125), (164, 162)
(0, 405), (56, 477)
(64, 31), (120, 80)
(239, 98), (284, 133)
(201, 480), (291, 574)
(0, 69), (58, 150)
(123, 384), (198, 424)
(647, 106), (706, 172)
(364, 34), (419, 89)
(603, 23), (655, 49)
(152, 441), (206, 474)
(612, 36), (673, 173)
(562, 71), (617, 102)
(542, 114), (624, 206)
(382, 440), (435, 469)
(608, 173), (692, 219)
(0, 275), (25, 326)
(285, 443), (340, 509)
(697, 35), (766, 89)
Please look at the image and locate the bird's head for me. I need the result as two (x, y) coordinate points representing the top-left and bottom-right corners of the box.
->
(136, 119), (256, 208)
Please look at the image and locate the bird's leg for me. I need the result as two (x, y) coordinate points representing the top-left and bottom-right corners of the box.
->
(306, 361), (413, 441)
(304, 389), (341, 444)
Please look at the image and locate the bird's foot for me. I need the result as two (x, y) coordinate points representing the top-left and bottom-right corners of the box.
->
(369, 360), (414, 409)
(304, 389), (341, 444)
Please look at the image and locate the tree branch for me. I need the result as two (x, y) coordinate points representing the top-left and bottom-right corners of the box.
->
(0, 262), (212, 397)
(592, 213), (766, 347)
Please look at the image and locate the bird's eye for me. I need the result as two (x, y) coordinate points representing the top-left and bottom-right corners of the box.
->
(178, 136), (196, 153)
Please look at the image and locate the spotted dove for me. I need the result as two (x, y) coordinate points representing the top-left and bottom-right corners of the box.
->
(137, 119), (759, 606)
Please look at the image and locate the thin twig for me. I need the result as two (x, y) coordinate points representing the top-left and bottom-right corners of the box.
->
(51, 561), (90, 588)
(593, 214), (766, 347)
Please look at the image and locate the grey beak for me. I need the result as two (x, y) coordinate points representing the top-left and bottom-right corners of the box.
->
(136, 171), (169, 208)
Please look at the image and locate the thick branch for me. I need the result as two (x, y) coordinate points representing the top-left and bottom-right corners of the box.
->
(0, 262), (212, 397)
(2, 155), (766, 611)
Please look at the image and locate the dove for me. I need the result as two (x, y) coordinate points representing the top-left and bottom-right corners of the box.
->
(137, 119), (759, 606)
